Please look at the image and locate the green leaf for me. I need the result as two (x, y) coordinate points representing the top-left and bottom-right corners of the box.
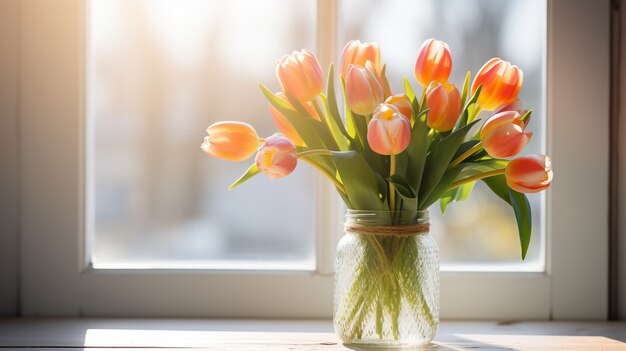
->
(508, 188), (532, 260)
(389, 174), (418, 211)
(454, 159), (508, 183)
(320, 95), (349, 151)
(418, 120), (480, 205)
(457, 84), (482, 128)
(420, 165), (463, 209)
(325, 64), (353, 149)
(404, 78), (422, 115)
(406, 113), (429, 195)
(439, 188), (458, 214)
(482, 174), (511, 205)
(460, 71), (471, 108)
(228, 163), (260, 190)
(332, 150), (385, 210)
(482, 174), (533, 260)
(404, 77), (416, 102)
(455, 180), (476, 202)
(521, 109), (533, 126)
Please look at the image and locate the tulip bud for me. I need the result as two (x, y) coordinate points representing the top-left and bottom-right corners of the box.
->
(414, 38), (452, 87)
(255, 134), (298, 179)
(201, 121), (260, 162)
(269, 92), (320, 147)
(425, 81), (461, 132)
(346, 63), (384, 115)
(505, 155), (553, 193)
(480, 111), (532, 158)
(367, 104), (411, 155)
(276, 49), (324, 102)
(472, 57), (524, 111)
(385, 94), (413, 119)
(340, 40), (381, 77)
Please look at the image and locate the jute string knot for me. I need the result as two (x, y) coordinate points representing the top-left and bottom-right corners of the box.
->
(344, 223), (430, 236)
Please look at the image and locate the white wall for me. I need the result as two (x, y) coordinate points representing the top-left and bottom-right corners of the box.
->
(0, 0), (19, 317)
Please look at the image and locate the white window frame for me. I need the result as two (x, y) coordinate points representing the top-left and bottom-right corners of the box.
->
(15, 0), (609, 319)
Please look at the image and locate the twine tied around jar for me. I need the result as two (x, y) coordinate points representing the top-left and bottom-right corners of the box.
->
(344, 223), (430, 236)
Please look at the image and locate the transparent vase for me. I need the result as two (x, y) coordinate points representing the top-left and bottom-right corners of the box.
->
(333, 210), (439, 348)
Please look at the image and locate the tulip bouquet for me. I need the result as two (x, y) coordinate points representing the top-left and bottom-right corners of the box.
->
(201, 38), (552, 343)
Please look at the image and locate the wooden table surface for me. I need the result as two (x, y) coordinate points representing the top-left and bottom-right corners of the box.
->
(0, 319), (624, 350)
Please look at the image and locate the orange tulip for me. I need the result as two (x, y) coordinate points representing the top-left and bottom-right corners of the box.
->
(414, 38), (452, 87)
(480, 111), (532, 158)
(201, 121), (260, 162)
(340, 40), (381, 77)
(346, 63), (384, 115)
(385, 94), (413, 119)
(472, 58), (524, 111)
(269, 92), (320, 147)
(255, 134), (297, 179)
(367, 104), (411, 155)
(505, 155), (553, 193)
(425, 81), (461, 132)
(276, 49), (323, 102)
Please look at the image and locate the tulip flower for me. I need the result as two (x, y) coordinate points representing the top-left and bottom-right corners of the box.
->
(201, 121), (260, 162)
(472, 57), (524, 111)
(276, 49), (324, 103)
(340, 40), (381, 77)
(269, 92), (320, 147)
(367, 104), (411, 155)
(480, 111), (532, 158)
(385, 94), (413, 119)
(505, 155), (553, 193)
(414, 38), (452, 87)
(425, 81), (461, 132)
(346, 63), (384, 115)
(255, 134), (298, 179)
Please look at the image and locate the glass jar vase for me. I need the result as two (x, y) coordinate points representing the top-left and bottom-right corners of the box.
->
(333, 210), (439, 348)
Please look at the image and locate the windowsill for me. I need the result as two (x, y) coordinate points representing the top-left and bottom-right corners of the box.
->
(0, 319), (624, 350)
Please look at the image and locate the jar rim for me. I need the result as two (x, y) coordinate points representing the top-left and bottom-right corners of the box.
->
(346, 209), (429, 226)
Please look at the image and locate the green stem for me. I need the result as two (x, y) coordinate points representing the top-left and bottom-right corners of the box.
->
(448, 168), (505, 191)
(389, 154), (397, 211)
(299, 157), (346, 195)
(312, 97), (326, 121)
(296, 149), (332, 158)
(448, 141), (483, 169)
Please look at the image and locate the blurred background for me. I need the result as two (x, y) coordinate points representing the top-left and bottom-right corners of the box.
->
(89, 0), (545, 270)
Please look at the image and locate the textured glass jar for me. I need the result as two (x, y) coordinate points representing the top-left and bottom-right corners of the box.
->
(333, 210), (439, 348)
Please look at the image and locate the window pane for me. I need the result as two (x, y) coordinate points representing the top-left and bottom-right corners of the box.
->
(89, 0), (317, 269)
(341, 0), (546, 270)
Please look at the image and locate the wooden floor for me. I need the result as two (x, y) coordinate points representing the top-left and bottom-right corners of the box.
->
(0, 319), (624, 350)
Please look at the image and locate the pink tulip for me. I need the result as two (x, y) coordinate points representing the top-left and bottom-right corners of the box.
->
(340, 40), (381, 77)
(414, 38), (452, 87)
(480, 111), (532, 158)
(269, 92), (320, 147)
(276, 49), (324, 103)
(505, 155), (553, 193)
(255, 134), (297, 179)
(472, 57), (524, 111)
(201, 121), (260, 162)
(346, 63), (384, 115)
(384, 94), (413, 119)
(425, 81), (462, 132)
(367, 104), (411, 155)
